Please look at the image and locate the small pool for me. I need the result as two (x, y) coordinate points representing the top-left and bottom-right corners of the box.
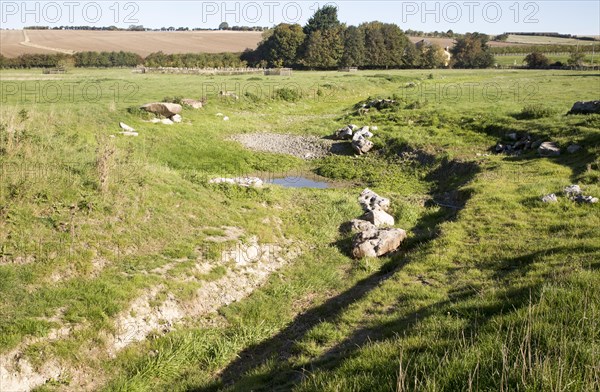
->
(264, 176), (330, 189)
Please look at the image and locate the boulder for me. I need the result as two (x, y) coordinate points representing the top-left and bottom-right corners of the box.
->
(181, 98), (203, 109)
(567, 101), (600, 115)
(567, 144), (581, 154)
(563, 184), (582, 196)
(352, 228), (407, 259)
(171, 114), (182, 123)
(358, 188), (390, 212)
(362, 209), (395, 227)
(352, 126), (373, 141)
(334, 126), (353, 140)
(352, 138), (373, 155)
(538, 142), (560, 156)
(343, 219), (378, 234)
(573, 195), (599, 204)
(140, 102), (182, 117)
(541, 194), (558, 203)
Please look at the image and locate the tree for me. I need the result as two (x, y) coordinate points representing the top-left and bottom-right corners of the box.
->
(450, 32), (494, 68)
(567, 51), (586, 67)
(524, 51), (550, 68)
(419, 43), (447, 68)
(302, 26), (344, 69)
(340, 26), (365, 67)
(219, 22), (229, 30)
(254, 24), (305, 67)
(303, 5), (340, 35)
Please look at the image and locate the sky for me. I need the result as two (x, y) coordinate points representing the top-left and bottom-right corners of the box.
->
(1, 1), (599, 35)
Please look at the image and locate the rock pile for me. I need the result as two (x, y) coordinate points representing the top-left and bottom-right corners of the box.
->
(541, 184), (598, 204)
(332, 125), (375, 155)
(493, 134), (571, 157)
(141, 102), (184, 124)
(567, 101), (600, 115)
(343, 189), (406, 259)
(209, 177), (263, 187)
(360, 99), (397, 111)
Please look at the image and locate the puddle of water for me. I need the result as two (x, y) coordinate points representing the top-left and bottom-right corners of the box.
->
(265, 176), (330, 189)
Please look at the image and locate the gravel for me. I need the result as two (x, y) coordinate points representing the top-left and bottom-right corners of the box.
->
(229, 133), (346, 159)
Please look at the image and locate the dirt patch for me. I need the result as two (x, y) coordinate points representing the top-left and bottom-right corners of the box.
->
(229, 133), (338, 159)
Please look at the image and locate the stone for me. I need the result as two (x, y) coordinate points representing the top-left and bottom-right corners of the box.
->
(141, 102), (182, 117)
(352, 138), (373, 155)
(119, 122), (135, 132)
(507, 133), (518, 141)
(573, 195), (599, 204)
(563, 184), (582, 196)
(343, 219), (378, 234)
(181, 98), (203, 109)
(219, 91), (239, 100)
(209, 177), (263, 187)
(541, 194), (558, 203)
(362, 209), (395, 227)
(334, 126), (353, 140)
(495, 143), (505, 153)
(567, 144), (581, 154)
(538, 142), (560, 156)
(358, 188), (390, 212)
(223, 116), (230, 121)
(352, 228), (407, 259)
(161, 118), (174, 125)
(352, 126), (373, 141)
(567, 101), (600, 115)
(119, 131), (138, 137)
(170, 114), (182, 123)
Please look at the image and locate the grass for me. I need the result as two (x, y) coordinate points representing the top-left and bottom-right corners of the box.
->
(0, 67), (598, 391)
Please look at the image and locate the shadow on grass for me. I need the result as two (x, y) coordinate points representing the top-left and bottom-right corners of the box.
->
(189, 158), (480, 392)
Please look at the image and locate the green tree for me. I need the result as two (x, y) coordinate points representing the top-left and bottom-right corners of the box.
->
(524, 51), (550, 68)
(219, 22), (229, 30)
(340, 26), (365, 67)
(303, 5), (340, 35)
(450, 32), (494, 68)
(303, 25), (344, 69)
(419, 44), (447, 68)
(255, 24), (305, 67)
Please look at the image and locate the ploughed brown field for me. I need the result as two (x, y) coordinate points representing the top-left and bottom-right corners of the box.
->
(0, 30), (263, 57)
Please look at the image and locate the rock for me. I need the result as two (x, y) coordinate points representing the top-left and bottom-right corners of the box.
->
(119, 122), (135, 132)
(219, 91), (239, 100)
(358, 188), (390, 212)
(170, 114), (182, 123)
(567, 101), (600, 115)
(181, 98), (203, 109)
(150, 118), (161, 123)
(352, 228), (407, 259)
(538, 142), (560, 156)
(541, 194), (558, 203)
(334, 126), (353, 140)
(362, 209), (395, 227)
(216, 113), (224, 117)
(140, 102), (182, 117)
(573, 195), (599, 204)
(495, 143), (505, 153)
(209, 177), (263, 187)
(567, 144), (581, 154)
(563, 184), (582, 196)
(353, 126), (373, 141)
(352, 138), (373, 155)
(371, 126), (378, 131)
(507, 133), (518, 141)
(223, 116), (230, 121)
(161, 118), (174, 125)
(119, 131), (138, 137)
(531, 140), (543, 149)
(343, 219), (378, 234)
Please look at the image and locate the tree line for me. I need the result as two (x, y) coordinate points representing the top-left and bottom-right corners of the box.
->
(491, 44), (598, 55)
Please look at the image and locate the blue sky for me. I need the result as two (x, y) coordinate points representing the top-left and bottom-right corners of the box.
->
(1, 1), (599, 35)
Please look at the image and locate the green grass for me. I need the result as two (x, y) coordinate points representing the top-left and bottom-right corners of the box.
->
(0, 68), (599, 391)
(495, 54), (597, 66)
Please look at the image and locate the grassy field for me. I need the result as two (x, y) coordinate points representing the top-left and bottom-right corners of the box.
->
(505, 34), (599, 46)
(0, 67), (599, 391)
